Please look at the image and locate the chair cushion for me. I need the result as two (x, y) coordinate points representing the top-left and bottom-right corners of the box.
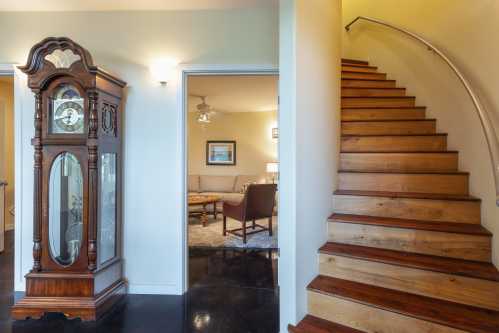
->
(188, 175), (200, 192)
(200, 175), (236, 193)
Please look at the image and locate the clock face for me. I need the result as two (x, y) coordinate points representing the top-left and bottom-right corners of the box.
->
(50, 84), (85, 134)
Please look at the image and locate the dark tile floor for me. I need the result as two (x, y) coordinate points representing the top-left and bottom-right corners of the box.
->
(0, 232), (279, 333)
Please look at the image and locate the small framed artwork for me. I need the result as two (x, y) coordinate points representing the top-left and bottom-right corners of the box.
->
(206, 141), (236, 166)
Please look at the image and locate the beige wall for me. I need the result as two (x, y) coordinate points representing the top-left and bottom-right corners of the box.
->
(279, 0), (342, 328)
(0, 79), (14, 230)
(188, 111), (277, 178)
(342, 0), (499, 264)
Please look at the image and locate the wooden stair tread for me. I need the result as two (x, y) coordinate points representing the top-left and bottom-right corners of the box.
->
(338, 170), (469, 175)
(308, 276), (499, 333)
(341, 87), (405, 90)
(320, 242), (499, 282)
(289, 315), (366, 333)
(341, 150), (458, 154)
(342, 106), (425, 110)
(342, 78), (395, 82)
(341, 64), (376, 70)
(328, 213), (490, 235)
(342, 96), (416, 99)
(334, 189), (481, 201)
(341, 118), (434, 123)
(342, 58), (369, 65)
(341, 133), (447, 138)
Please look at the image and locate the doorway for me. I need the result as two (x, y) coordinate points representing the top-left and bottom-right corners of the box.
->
(0, 73), (15, 330)
(183, 71), (279, 332)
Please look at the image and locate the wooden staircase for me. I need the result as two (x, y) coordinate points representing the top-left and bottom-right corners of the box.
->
(288, 59), (499, 333)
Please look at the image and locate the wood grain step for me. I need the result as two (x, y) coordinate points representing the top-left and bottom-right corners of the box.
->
(328, 214), (490, 236)
(341, 65), (378, 73)
(339, 152), (458, 172)
(338, 171), (469, 195)
(341, 119), (435, 135)
(328, 219), (491, 262)
(319, 244), (499, 310)
(342, 96), (416, 108)
(342, 87), (406, 97)
(333, 190), (481, 224)
(320, 242), (499, 282)
(342, 71), (387, 80)
(341, 107), (426, 121)
(341, 58), (369, 65)
(341, 134), (447, 152)
(342, 78), (396, 88)
(308, 276), (499, 333)
(289, 315), (366, 333)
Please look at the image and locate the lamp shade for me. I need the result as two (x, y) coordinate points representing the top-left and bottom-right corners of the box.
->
(266, 162), (279, 173)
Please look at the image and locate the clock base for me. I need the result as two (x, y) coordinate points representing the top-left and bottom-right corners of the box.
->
(11, 279), (127, 321)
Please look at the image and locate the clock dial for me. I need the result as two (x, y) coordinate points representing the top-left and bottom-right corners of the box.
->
(50, 84), (85, 134)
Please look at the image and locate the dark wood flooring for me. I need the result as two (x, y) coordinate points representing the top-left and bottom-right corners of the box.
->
(0, 231), (279, 333)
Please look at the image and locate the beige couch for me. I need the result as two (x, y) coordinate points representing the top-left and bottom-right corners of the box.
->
(189, 175), (266, 212)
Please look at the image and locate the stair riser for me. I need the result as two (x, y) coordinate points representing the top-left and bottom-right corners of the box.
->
(342, 108), (426, 121)
(342, 97), (415, 108)
(333, 194), (481, 224)
(341, 136), (447, 152)
(308, 291), (465, 333)
(340, 153), (458, 172)
(342, 121), (435, 135)
(319, 254), (499, 311)
(338, 173), (469, 195)
(341, 65), (378, 73)
(342, 88), (406, 97)
(328, 222), (491, 262)
(342, 79), (396, 88)
(342, 72), (387, 80)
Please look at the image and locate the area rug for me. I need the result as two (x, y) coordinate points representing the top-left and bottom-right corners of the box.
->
(188, 216), (278, 249)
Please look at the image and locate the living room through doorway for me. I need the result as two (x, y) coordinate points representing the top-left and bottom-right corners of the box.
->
(185, 73), (279, 332)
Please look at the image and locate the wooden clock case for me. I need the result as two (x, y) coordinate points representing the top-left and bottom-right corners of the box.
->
(11, 37), (127, 321)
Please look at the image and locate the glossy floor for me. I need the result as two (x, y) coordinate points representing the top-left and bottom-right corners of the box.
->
(0, 233), (279, 333)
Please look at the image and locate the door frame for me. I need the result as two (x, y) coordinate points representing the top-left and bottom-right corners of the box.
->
(177, 64), (279, 292)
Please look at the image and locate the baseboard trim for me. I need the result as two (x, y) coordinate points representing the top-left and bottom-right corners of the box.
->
(128, 283), (179, 295)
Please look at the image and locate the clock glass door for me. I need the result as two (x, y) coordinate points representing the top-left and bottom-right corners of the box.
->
(50, 84), (85, 134)
(49, 152), (84, 266)
(99, 153), (117, 264)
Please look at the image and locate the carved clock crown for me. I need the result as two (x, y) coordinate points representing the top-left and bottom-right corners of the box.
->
(19, 37), (125, 90)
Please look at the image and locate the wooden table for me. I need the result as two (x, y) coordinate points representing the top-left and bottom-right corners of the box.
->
(188, 195), (220, 227)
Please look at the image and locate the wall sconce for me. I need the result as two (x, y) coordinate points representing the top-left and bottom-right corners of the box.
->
(272, 127), (279, 139)
(150, 58), (178, 85)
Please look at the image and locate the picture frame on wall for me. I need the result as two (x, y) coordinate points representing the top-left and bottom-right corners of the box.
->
(206, 141), (236, 166)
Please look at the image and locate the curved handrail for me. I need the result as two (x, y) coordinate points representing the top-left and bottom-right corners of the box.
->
(346, 16), (499, 205)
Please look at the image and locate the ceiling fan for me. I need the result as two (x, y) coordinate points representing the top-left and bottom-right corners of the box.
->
(190, 95), (219, 123)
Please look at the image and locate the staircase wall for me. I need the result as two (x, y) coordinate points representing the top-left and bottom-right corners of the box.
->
(279, 0), (342, 330)
(342, 0), (499, 265)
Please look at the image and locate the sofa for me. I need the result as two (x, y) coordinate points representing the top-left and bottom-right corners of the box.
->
(188, 174), (267, 213)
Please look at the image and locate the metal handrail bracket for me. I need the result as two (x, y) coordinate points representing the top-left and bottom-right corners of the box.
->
(346, 16), (499, 205)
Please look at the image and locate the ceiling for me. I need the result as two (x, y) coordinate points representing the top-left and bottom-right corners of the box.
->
(0, 0), (277, 11)
(188, 75), (278, 113)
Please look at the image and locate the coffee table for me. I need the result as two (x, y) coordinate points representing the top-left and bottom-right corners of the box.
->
(188, 194), (221, 227)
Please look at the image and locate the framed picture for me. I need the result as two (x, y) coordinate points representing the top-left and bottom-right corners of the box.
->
(206, 141), (236, 166)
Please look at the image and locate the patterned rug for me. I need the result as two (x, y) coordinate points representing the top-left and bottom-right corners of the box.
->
(188, 216), (278, 249)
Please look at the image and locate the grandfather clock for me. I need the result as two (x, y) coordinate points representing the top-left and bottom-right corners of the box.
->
(12, 37), (126, 321)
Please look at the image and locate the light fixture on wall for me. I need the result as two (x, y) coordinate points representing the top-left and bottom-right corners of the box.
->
(150, 58), (178, 85)
(266, 162), (279, 184)
(272, 127), (279, 139)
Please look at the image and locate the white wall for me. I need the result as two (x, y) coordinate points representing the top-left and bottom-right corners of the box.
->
(343, 0), (499, 265)
(188, 111), (277, 177)
(279, 0), (341, 329)
(0, 8), (278, 294)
